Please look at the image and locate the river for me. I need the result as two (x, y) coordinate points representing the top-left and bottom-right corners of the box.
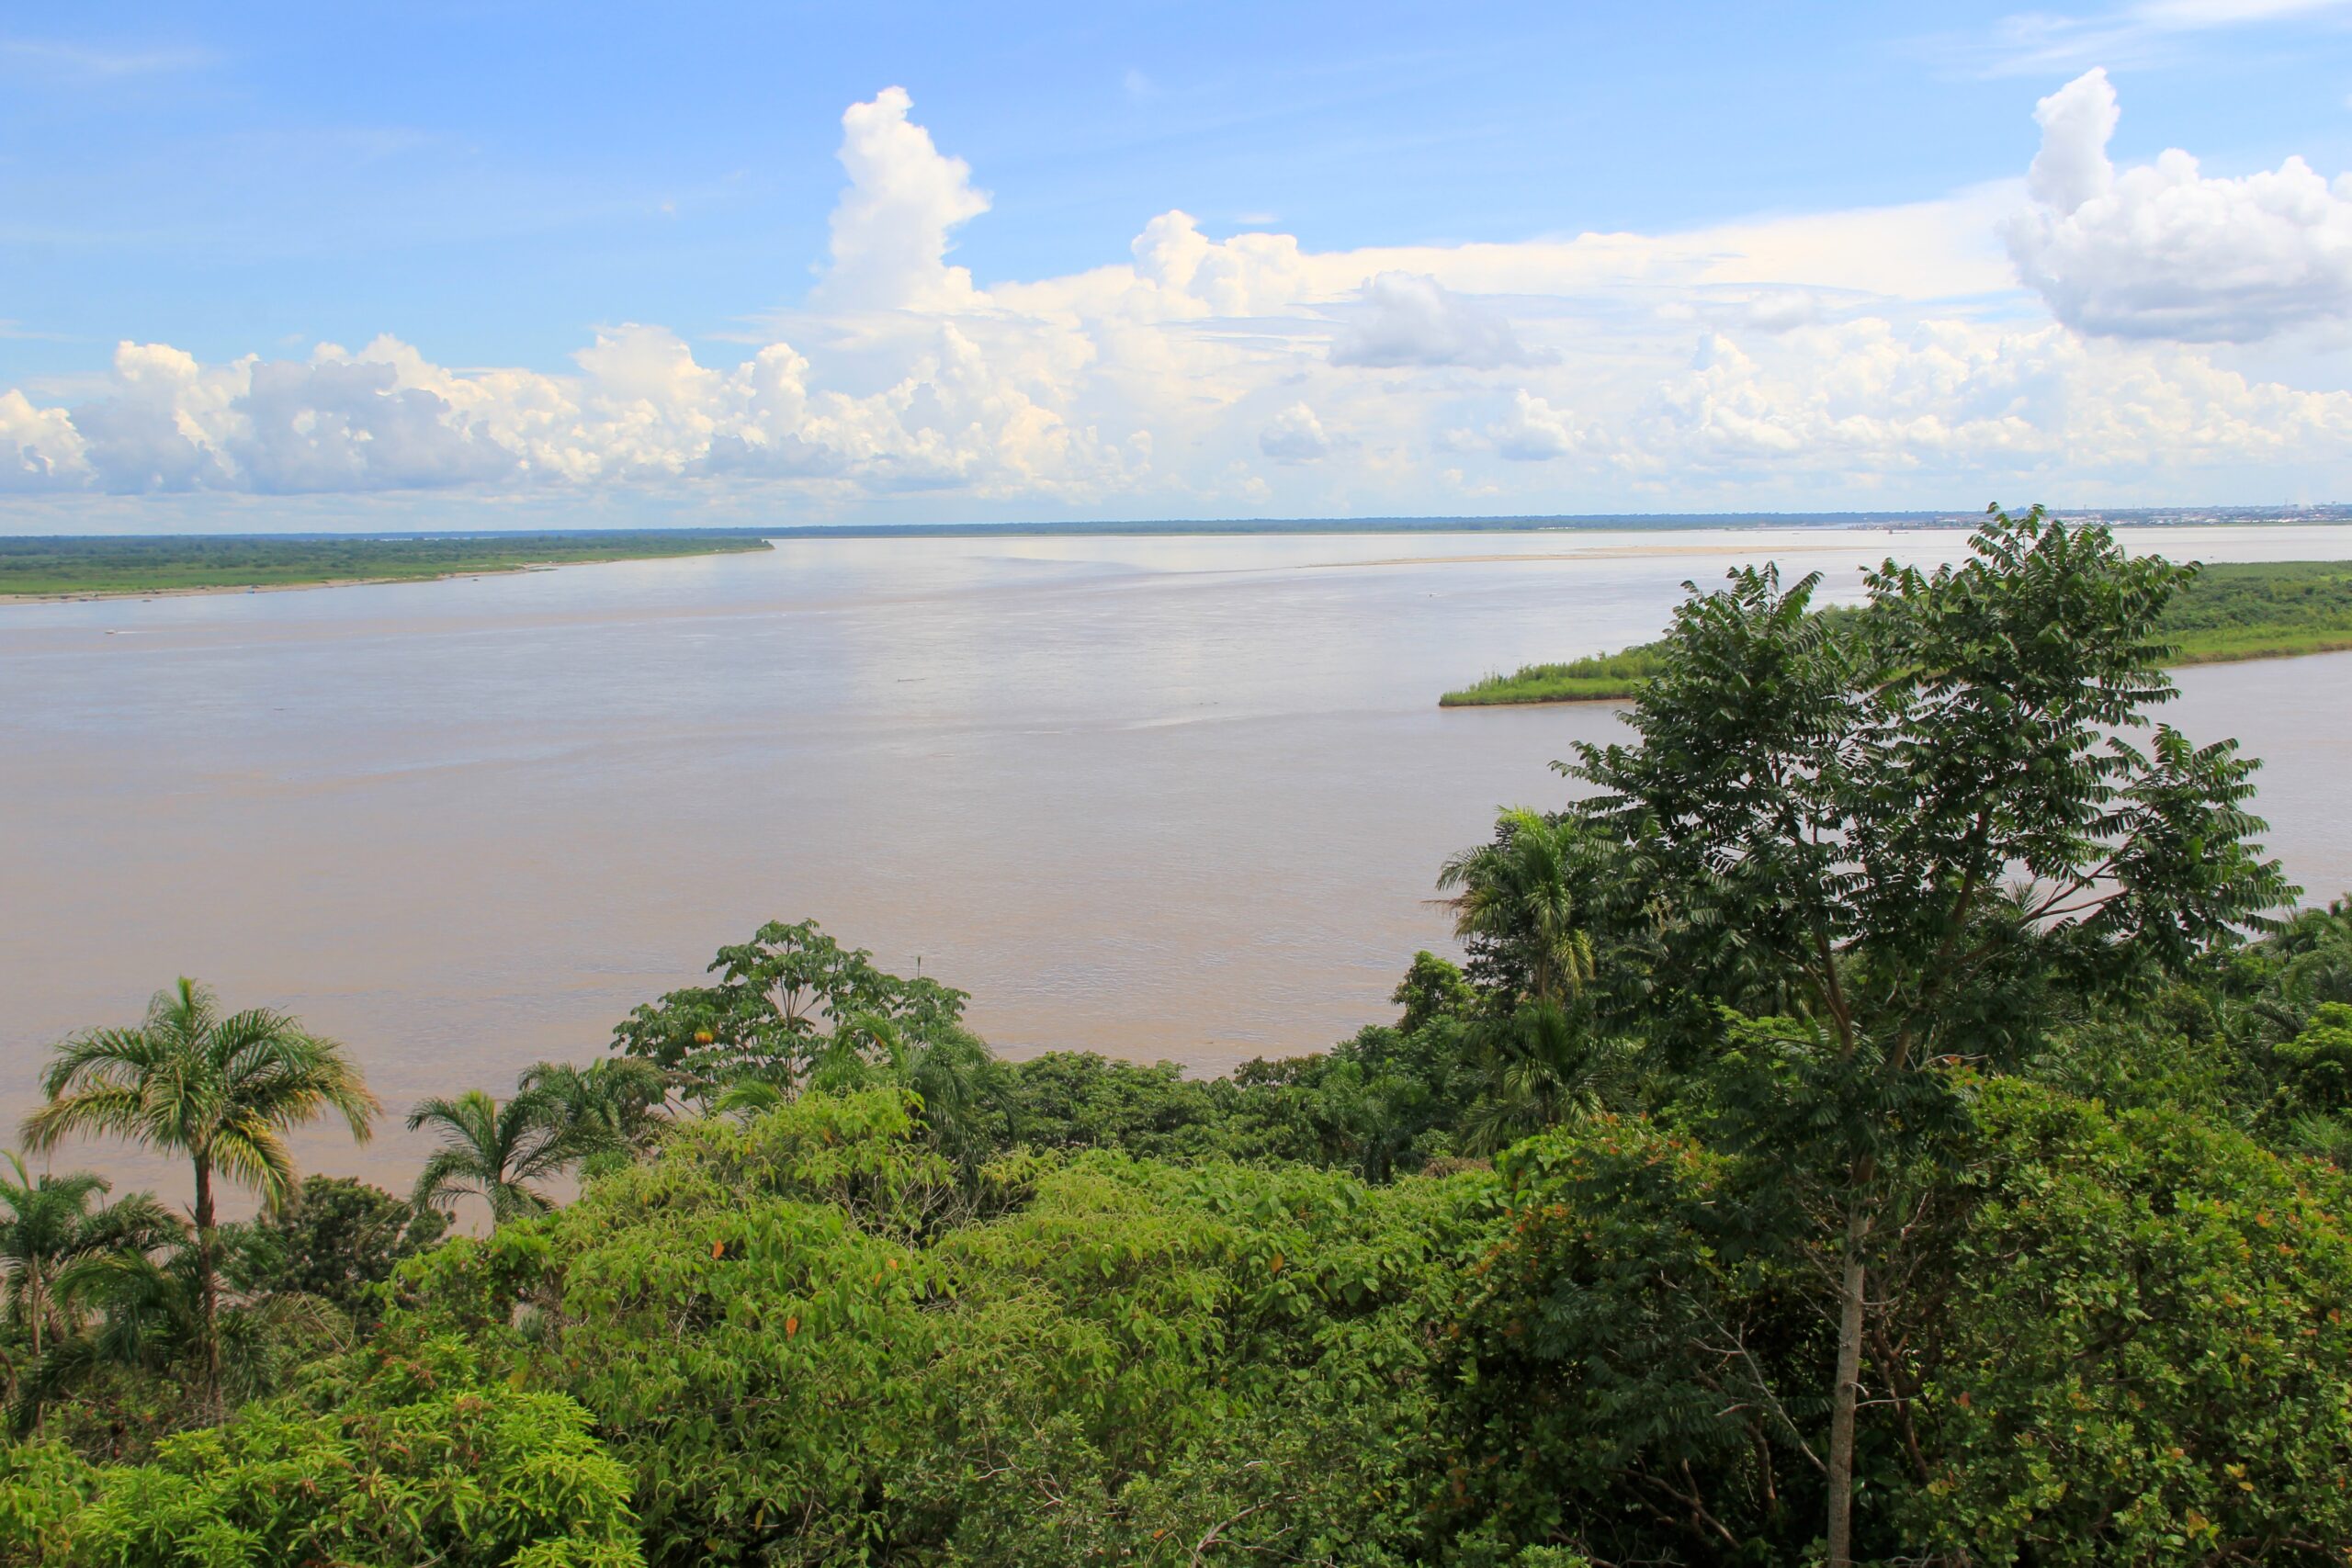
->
(4, 525), (2348, 1195)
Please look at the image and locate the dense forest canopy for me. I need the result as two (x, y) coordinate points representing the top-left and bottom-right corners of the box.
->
(6, 508), (2351, 1566)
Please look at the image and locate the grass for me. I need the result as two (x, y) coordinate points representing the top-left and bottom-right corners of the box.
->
(1440, 648), (1670, 705)
(1440, 559), (2352, 707)
(2150, 558), (2352, 664)
(0, 532), (774, 599)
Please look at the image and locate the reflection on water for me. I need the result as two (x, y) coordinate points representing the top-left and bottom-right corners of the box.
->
(4, 525), (2348, 1196)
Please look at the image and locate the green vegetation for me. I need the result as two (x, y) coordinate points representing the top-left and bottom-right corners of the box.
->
(21, 979), (379, 1421)
(0, 532), (772, 599)
(2145, 556), (2352, 662)
(1440, 646), (1670, 705)
(1442, 550), (2352, 705)
(12, 506), (2352, 1564)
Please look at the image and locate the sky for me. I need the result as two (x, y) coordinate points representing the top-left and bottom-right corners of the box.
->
(5, 1), (2352, 530)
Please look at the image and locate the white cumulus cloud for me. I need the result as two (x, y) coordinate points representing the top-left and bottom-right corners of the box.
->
(0, 389), (87, 491)
(1487, 391), (1579, 460)
(2006, 67), (2352, 341)
(4, 80), (2351, 520)
(1259, 403), (1333, 463)
(1329, 272), (1545, 368)
(815, 86), (992, 312)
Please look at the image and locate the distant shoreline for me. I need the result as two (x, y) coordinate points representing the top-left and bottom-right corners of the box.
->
(9, 564), (563, 605)
(1440, 560), (2352, 707)
(748, 509), (2352, 538)
(0, 535), (772, 603)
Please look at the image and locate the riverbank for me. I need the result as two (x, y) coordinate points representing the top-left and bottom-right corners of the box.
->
(1441, 558), (2352, 705)
(0, 531), (774, 601)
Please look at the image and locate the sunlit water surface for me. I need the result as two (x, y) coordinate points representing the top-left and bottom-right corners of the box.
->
(6, 525), (2349, 1198)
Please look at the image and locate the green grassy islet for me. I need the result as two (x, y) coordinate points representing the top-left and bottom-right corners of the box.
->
(1442, 558), (2352, 705)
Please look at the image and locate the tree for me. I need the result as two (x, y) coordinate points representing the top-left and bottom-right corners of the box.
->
(1447, 1074), (2352, 1563)
(1457, 1003), (1634, 1156)
(6, 1379), (643, 1568)
(1439, 808), (1599, 1007)
(610, 919), (970, 1104)
(1898, 1080), (2352, 1562)
(1558, 507), (2292, 1562)
(407, 1089), (586, 1225)
(0, 1156), (178, 1414)
(517, 1057), (671, 1163)
(1390, 950), (1477, 1033)
(375, 1089), (1464, 1566)
(19, 1229), (347, 1431)
(2273, 1002), (2352, 1113)
(20, 978), (379, 1419)
(247, 1175), (447, 1329)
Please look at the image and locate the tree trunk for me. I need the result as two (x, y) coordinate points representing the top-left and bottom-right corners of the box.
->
(27, 1264), (44, 1436)
(192, 1156), (221, 1422)
(1826, 1188), (1871, 1567)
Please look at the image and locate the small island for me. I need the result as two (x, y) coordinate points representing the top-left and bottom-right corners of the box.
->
(1442, 557), (2352, 705)
(0, 530), (775, 601)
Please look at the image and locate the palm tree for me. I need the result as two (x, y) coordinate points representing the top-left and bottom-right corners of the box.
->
(17, 1235), (343, 1433)
(1460, 1002), (1636, 1155)
(515, 1058), (668, 1157)
(407, 1089), (585, 1224)
(21, 978), (379, 1416)
(0, 1154), (179, 1366)
(1438, 807), (1597, 1006)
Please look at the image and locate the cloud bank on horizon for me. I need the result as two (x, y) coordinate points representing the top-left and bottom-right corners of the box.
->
(6, 69), (2352, 522)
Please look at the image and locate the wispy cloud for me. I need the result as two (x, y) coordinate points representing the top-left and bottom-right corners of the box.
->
(1927, 0), (2352, 77)
(0, 37), (219, 83)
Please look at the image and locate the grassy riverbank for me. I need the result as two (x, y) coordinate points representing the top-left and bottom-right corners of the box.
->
(1442, 558), (2352, 705)
(0, 530), (774, 599)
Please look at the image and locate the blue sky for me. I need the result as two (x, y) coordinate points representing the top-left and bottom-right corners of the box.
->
(6, 1), (2352, 526)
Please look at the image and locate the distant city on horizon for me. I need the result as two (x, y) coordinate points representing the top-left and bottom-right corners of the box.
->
(8, 502), (2352, 546)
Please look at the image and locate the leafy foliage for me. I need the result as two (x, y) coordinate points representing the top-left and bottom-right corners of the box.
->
(609, 920), (974, 1105)
(0, 1160), (178, 1378)
(3, 1374), (641, 1567)
(1905, 1080), (2352, 1563)
(239, 1176), (446, 1331)
(1550, 506), (2293, 1559)
(376, 1089), (1486, 1565)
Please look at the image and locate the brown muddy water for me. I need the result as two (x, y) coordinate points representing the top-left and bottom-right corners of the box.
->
(5, 526), (2349, 1202)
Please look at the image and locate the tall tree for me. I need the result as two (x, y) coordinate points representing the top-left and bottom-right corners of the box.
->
(20, 978), (378, 1418)
(407, 1089), (584, 1225)
(1561, 507), (2292, 1562)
